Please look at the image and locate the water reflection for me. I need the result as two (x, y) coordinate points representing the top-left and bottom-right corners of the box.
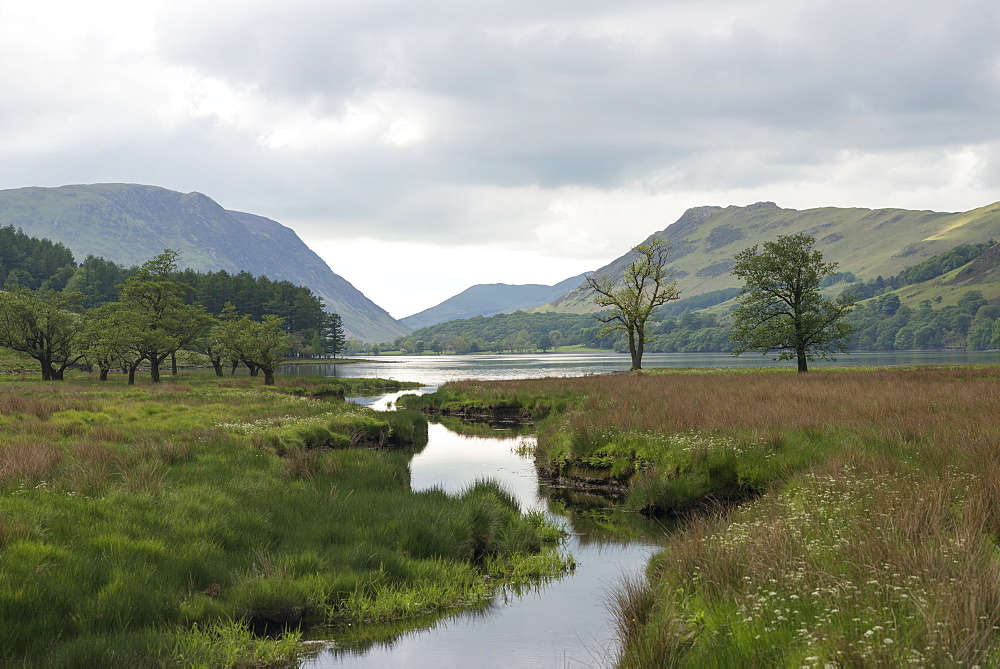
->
(285, 350), (1000, 387)
(303, 413), (662, 668)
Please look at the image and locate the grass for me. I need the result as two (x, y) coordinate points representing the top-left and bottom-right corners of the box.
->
(0, 370), (568, 666)
(407, 366), (1000, 666)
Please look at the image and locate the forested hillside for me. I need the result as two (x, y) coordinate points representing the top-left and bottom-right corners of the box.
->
(0, 225), (327, 354)
(0, 184), (407, 342)
(538, 201), (1000, 314)
(388, 240), (1000, 355)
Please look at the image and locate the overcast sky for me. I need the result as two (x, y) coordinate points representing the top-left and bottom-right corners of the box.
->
(2, 0), (998, 318)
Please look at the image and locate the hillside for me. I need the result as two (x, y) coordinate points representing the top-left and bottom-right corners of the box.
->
(878, 242), (1000, 308)
(0, 184), (408, 342)
(541, 201), (1000, 314)
(401, 274), (587, 329)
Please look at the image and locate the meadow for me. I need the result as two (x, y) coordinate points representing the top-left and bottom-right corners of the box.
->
(407, 366), (1000, 666)
(0, 368), (568, 667)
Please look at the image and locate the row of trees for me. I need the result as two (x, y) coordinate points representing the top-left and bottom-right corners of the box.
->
(0, 225), (330, 345)
(0, 251), (347, 385)
(390, 311), (609, 355)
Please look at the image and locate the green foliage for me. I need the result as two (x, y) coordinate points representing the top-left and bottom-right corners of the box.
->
(586, 239), (680, 370)
(0, 287), (85, 380)
(897, 241), (995, 285)
(320, 312), (346, 358)
(0, 225), (76, 291)
(730, 234), (855, 372)
(216, 311), (291, 385)
(392, 310), (613, 354)
(0, 373), (565, 664)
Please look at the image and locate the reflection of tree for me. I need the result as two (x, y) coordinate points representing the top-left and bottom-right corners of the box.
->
(542, 486), (668, 546)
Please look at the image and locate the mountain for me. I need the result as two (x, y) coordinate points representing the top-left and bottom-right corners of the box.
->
(0, 183), (408, 342)
(540, 201), (1000, 313)
(401, 274), (588, 329)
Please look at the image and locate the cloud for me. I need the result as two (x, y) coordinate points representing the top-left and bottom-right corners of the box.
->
(2, 0), (998, 313)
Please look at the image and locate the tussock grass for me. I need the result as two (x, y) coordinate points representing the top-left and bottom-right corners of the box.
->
(421, 367), (1000, 665)
(0, 371), (565, 665)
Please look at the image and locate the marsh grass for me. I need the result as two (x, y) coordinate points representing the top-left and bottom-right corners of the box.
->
(0, 372), (565, 665)
(424, 367), (1000, 666)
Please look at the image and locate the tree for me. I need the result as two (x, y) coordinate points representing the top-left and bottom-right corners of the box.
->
(730, 233), (855, 372)
(221, 314), (291, 385)
(548, 330), (563, 351)
(117, 250), (206, 382)
(78, 303), (137, 382)
(586, 238), (679, 371)
(321, 312), (346, 358)
(0, 288), (85, 380)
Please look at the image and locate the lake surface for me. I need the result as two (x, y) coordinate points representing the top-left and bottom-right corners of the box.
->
(283, 350), (1000, 386)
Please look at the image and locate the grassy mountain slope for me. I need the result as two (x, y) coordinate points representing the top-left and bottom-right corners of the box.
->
(0, 184), (408, 342)
(884, 242), (1000, 307)
(542, 201), (1000, 314)
(401, 273), (587, 329)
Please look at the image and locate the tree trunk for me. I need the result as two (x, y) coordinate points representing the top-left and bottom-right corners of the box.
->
(99, 367), (110, 381)
(230, 360), (239, 375)
(797, 345), (808, 373)
(150, 360), (161, 382)
(263, 367), (275, 385)
(628, 330), (641, 371)
(634, 326), (645, 371)
(128, 364), (136, 385)
(211, 358), (224, 377)
(171, 352), (178, 376)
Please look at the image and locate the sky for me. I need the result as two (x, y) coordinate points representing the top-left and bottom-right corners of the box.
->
(2, 0), (999, 318)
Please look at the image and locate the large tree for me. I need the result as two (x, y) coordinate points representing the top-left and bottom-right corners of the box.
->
(117, 250), (209, 382)
(221, 314), (291, 385)
(586, 238), (679, 371)
(730, 233), (855, 372)
(0, 288), (85, 380)
(77, 302), (139, 382)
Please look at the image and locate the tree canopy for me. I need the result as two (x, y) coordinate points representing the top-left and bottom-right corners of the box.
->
(730, 233), (855, 372)
(586, 238), (679, 370)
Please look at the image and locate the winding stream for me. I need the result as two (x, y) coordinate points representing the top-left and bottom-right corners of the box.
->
(292, 351), (1000, 666)
(300, 388), (663, 668)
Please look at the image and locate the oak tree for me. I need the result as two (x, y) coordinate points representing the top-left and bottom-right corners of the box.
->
(730, 233), (855, 372)
(0, 288), (85, 380)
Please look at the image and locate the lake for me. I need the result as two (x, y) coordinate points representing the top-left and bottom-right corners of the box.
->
(282, 350), (1000, 386)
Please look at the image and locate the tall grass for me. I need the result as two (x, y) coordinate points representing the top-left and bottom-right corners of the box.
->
(421, 367), (1000, 665)
(0, 372), (566, 665)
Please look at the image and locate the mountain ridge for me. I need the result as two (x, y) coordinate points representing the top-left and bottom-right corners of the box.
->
(400, 273), (588, 329)
(535, 201), (1000, 314)
(0, 183), (408, 342)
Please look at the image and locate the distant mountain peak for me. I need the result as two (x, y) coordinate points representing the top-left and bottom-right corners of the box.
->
(401, 273), (589, 329)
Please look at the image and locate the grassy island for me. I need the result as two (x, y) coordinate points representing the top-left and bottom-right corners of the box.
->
(404, 366), (1000, 667)
(0, 371), (568, 667)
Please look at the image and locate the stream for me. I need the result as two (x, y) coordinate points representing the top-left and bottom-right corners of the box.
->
(291, 351), (1000, 666)
(300, 389), (664, 668)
